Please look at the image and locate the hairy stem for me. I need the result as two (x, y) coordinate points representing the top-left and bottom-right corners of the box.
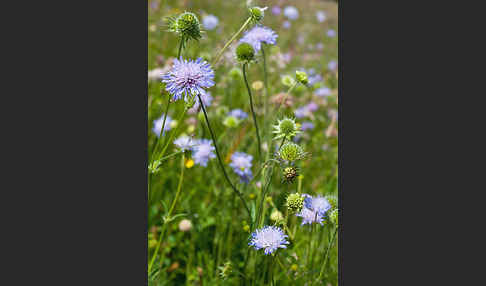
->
(196, 93), (252, 223)
(213, 17), (252, 66)
(243, 63), (262, 160)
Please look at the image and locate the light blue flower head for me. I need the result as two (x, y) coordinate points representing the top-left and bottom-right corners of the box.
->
(191, 139), (216, 166)
(304, 194), (331, 217)
(202, 14), (219, 30)
(227, 109), (248, 120)
(173, 135), (197, 151)
(152, 114), (172, 137)
(229, 152), (253, 183)
(162, 57), (215, 102)
(283, 6), (299, 20)
(249, 225), (289, 255)
(239, 25), (278, 53)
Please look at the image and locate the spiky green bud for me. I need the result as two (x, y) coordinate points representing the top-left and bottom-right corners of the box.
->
(236, 42), (255, 62)
(286, 193), (304, 213)
(272, 117), (301, 139)
(329, 209), (338, 225)
(278, 142), (306, 162)
(168, 12), (202, 44)
(295, 70), (309, 85)
(223, 116), (240, 128)
(249, 6), (267, 22)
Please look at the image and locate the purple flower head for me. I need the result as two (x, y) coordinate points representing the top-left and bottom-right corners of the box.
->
(296, 207), (324, 225)
(316, 11), (327, 23)
(229, 152), (253, 183)
(227, 109), (248, 120)
(202, 14), (219, 30)
(174, 135), (197, 151)
(327, 29), (336, 38)
(188, 91), (213, 113)
(328, 60), (338, 71)
(283, 6), (299, 20)
(249, 226), (289, 255)
(152, 114), (172, 137)
(315, 87), (332, 97)
(240, 25), (278, 53)
(162, 58), (215, 101)
(294, 102), (319, 118)
(282, 21), (291, 29)
(191, 139), (215, 167)
(304, 195), (331, 217)
(272, 6), (281, 15)
(301, 122), (315, 131)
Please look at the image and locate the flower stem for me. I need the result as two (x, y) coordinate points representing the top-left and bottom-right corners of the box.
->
(317, 226), (338, 282)
(157, 108), (187, 160)
(275, 82), (298, 114)
(151, 96), (171, 161)
(148, 153), (185, 274)
(196, 93), (252, 223)
(177, 35), (184, 58)
(261, 45), (269, 132)
(213, 17), (252, 66)
(243, 63), (262, 161)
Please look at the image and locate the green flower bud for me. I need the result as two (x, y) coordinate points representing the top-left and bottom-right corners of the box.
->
(270, 209), (284, 223)
(249, 6), (267, 22)
(229, 67), (242, 79)
(168, 12), (202, 45)
(281, 75), (295, 87)
(278, 142), (306, 162)
(329, 209), (338, 225)
(295, 70), (309, 85)
(223, 116), (240, 128)
(286, 193), (304, 213)
(283, 166), (298, 183)
(273, 117), (301, 140)
(325, 195), (338, 210)
(236, 42), (255, 62)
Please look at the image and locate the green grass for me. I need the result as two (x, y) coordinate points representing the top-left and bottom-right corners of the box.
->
(148, 1), (338, 285)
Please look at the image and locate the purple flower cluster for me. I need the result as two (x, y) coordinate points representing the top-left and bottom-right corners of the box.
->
(249, 226), (289, 255)
(240, 25), (278, 53)
(295, 102), (319, 118)
(227, 109), (248, 119)
(162, 58), (215, 101)
(296, 194), (331, 225)
(229, 152), (253, 183)
(152, 114), (172, 137)
(191, 139), (216, 166)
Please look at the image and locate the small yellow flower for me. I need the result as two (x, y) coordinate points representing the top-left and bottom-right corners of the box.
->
(252, 81), (263, 90)
(185, 159), (194, 168)
(187, 125), (195, 133)
(243, 225), (250, 232)
(249, 193), (256, 200)
(290, 264), (298, 271)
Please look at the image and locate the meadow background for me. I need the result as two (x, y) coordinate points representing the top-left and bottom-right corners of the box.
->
(148, 0), (338, 285)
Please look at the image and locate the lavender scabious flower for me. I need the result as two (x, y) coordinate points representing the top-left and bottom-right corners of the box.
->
(283, 6), (299, 20)
(191, 139), (216, 166)
(227, 109), (248, 120)
(282, 21), (291, 29)
(328, 60), (338, 71)
(327, 29), (336, 38)
(162, 57), (215, 101)
(301, 122), (315, 131)
(271, 6), (281, 15)
(316, 11), (327, 23)
(315, 86), (332, 97)
(304, 194), (331, 217)
(294, 102), (319, 118)
(240, 25), (278, 53)
(202, 14), (219, 30)
(152, 114), (172, 137)
(188, 91), (213, 113)
(249, 226), (289, 255)
(296, 207), (325, 225)
(174, 135), (197, 151)
(229, 152), (253, 183)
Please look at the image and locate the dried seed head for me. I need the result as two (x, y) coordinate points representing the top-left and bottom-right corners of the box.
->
(283, 166), (298, 183)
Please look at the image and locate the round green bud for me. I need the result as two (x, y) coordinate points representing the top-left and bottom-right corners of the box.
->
(249, 6), (267, 22)
(176, 12), (201, 41)
(223, 116), (240, 128)
(279, 142), (306, 162)
(295, 70), (309, 85)
(270, 209), (284, 222)
(286, 193), (304, 213)
(229, 67), (242, 79)
(283, 166), (298, 183)
(329, 209), (338, 225)
(236, 42), (255, 62)
(325, 195), (338, 210)
(272, 117), (301, 139)
(281, 75), (295, 87)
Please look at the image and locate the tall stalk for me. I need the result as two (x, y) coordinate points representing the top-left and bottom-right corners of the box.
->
(196, 93), (252, 222)
(317, 226), (339, 283)
(242, 63), (262, 160)
(213, 17), (252, 66)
